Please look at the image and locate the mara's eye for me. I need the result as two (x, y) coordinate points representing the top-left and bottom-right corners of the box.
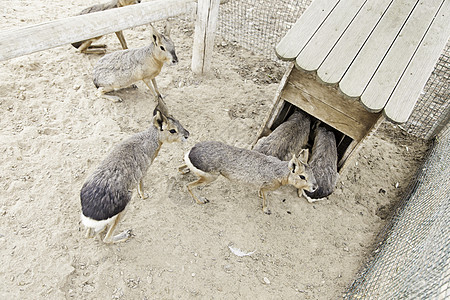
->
(169, 129), (177, 134)
(299, 175), (306, 180)
(160, 46), (165, 51)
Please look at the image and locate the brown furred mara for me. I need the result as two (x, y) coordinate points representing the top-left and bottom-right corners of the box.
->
(181, 141), (317, 214)
(80, 98), (189, 243)
(93, 23), (177, 102)
(71, 0), (141, 54)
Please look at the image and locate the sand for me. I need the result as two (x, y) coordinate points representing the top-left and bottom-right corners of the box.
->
(0, 1), (430, 299)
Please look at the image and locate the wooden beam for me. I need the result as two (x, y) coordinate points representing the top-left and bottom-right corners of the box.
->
(191, 0), (220, 74)
(253, 63), (295, 146)
(338, 115), (384, 171)
(0, 0), (196, 62)
(282, 68), (381, 141)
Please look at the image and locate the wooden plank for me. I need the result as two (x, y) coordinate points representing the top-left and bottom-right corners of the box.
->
(339, 0), (419, 98)
(317, 0), (393, 84)
(192, 0), (220, 74)
(295, 0), (367, 72)
(275, 0), (340, 61)
(338, 139), (358, 169)
(361, 0), (444, 113)
(385, 1), (450, 123)
(254, 63), (295, 145)
(338, 115), (384, 170)
(0, 0), (196, 61)
(282, 68), (381, 141)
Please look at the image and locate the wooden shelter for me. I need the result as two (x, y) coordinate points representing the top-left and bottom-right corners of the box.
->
(256, 0), (449, 171)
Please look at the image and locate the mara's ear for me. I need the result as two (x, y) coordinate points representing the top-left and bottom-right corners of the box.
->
(288, 154), (298, 173)
(289, 153), (307, 174)
(152, 109), (168, 131)
(163, 21), (172, 37)
(298, 148), (309, 164)
(155, 95), (169, 116)
(150, 24), (161, 45)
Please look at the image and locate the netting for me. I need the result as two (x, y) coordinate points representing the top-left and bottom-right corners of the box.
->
(401, 41), (450, 140)
(217, 0), (450, 140)
(218, 0), (312, 61)
(344, 128), (450, 299)
(217, 1), (450, 298)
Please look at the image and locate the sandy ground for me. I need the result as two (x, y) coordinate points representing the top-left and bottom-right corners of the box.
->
(0, 1), (430, 299)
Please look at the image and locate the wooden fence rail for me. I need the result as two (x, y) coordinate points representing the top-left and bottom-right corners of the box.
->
(0, 0), (197, 62)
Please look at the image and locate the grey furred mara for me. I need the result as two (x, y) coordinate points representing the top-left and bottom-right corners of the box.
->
(254, 110), (311, 161)
(80, 98), (189, 243)
(93, 23), (177, 102)
(303, 124), (339, 201)
(181, 141), (317, 215)
(71, 0), (141, 54)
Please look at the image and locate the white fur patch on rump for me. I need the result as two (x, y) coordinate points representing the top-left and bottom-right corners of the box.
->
(184, 150), (210, 178)
(81, 213), (117, 231)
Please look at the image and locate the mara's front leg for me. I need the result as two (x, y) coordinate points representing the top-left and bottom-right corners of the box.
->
(258, 188), (271, 215)
(142, 78), (161, 99)
(259, 182), (281, 215)
(138, 180), (149, 199)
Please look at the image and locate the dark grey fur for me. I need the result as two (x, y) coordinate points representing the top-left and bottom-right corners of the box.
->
(254, 110), (310, 161)
(189, 141), (290, 184)
(304, 126), (339, 199)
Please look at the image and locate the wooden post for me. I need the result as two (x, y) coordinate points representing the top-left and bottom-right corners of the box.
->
(191, 0), (220, 74)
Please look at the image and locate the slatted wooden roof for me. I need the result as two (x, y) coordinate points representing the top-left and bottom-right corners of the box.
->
(276, 0), (449, 123)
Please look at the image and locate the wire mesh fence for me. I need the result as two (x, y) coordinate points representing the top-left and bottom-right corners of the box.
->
(344, 128), (450, 299)
(218, 0), (312, 61)
(401, 41), (450, 140)
(217, 1), (450, 298)
(217, 0), (449, 140)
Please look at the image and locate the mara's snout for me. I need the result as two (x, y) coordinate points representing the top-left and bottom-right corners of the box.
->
(182, 130), (190, 142)
(171, 53), (179, 65)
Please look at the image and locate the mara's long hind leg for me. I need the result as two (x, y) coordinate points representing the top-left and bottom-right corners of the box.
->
(83, 47), (107, 54)
(186, 174), (218, 204)
(85, 224), (107, 239)
(103, 210), (131, 243)
(79, 40), (107, 54)
(96, 87), (123, 102)
(115, 31), (128, 49)
(78, 40), (93, 53)
(85, 227), (94, 238)
(178, 164), (190, 175)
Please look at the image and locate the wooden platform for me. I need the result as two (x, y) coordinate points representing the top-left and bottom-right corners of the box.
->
(276, 0), (450, 123)
(256, 0), (449, 171)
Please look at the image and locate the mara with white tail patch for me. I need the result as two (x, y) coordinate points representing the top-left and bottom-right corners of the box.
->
(182, 141), (317, 214)
(80, 98), (189, 243)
